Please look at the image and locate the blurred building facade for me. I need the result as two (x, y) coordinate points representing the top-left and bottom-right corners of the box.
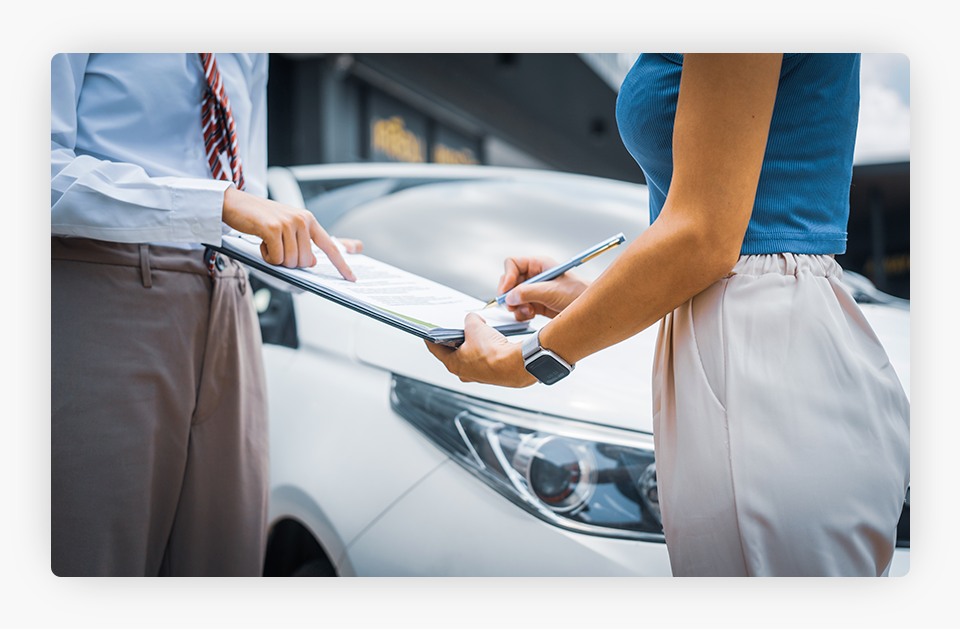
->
(837, 161), (909, 298)
(267, 53), (908, 299)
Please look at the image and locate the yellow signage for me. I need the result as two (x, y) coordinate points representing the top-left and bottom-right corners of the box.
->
(371, 116), (425, 163)
(434, 143), (479, 165)
(863, 253), (910, 276)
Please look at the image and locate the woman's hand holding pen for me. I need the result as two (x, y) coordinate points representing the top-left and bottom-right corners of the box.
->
(426, 254), (589, 388)
(498, 256), (591, 321)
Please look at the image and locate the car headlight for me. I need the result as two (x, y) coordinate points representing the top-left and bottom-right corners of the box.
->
(390, 375), (664, 542)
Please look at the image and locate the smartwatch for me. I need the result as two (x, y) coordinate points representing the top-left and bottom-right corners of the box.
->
(521, 329), (574, 385)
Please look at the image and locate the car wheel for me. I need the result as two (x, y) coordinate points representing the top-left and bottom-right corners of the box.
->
(290, 557), (337, 577)
(263, 518), (338, 577)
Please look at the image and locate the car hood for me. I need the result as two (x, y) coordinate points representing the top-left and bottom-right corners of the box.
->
(354, 315), (661, 435)
(351, 300), (909, 436)
(857, 303), (911, 398)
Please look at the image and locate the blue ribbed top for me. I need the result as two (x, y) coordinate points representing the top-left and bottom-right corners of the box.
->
(616, 53), (860, 255)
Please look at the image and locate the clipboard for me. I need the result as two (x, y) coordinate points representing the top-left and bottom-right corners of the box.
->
(205, 233), (530, 347)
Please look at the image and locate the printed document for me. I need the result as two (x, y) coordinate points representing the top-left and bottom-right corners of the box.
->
(210, 232), (529, 345)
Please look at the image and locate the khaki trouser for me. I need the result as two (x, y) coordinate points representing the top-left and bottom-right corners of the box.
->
(51, 237), (269, 576)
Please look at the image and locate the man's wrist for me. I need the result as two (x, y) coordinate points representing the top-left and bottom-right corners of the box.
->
(222, 184), (241, 213)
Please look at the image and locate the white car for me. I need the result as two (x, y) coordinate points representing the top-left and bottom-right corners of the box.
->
(257, 163), (910, 577)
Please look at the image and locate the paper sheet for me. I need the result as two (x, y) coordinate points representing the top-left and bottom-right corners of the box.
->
(223, 233), (523, 332)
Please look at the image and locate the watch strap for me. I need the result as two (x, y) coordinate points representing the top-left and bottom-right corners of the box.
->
(521, 329), (575, 379)
(521, 328), (544, 361)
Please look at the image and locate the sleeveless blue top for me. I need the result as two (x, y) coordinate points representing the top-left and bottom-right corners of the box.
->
(615, 53), (860, 255)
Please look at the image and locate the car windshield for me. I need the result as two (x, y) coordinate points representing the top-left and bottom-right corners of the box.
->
(299, 178), (477, 226)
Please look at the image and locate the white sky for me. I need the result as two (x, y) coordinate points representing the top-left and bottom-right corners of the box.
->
(855, 53), (910, 165)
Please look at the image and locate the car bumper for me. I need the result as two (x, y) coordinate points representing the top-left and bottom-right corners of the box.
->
(339, 457), (674, 576)
(338, 458), (910, 576)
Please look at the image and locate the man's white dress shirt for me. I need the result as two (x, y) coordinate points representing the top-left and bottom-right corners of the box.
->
(51, 53), (269, 247)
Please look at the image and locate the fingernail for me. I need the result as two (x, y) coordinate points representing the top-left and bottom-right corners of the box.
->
(505, 291), (520, 306)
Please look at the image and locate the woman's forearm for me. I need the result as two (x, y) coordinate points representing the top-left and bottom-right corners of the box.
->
(538, 208), (741, 365)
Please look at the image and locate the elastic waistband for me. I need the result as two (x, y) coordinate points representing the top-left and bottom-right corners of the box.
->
(731, 253), (841, 279)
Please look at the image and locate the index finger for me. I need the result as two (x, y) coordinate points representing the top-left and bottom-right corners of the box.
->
(498, 257), (531, 295)
(309, 220), (356, 282)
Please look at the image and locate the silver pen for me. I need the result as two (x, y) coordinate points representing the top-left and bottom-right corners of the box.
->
(484, 233), (626, 309)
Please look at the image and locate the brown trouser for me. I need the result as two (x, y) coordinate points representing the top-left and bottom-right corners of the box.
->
(51, 237), (269, 576)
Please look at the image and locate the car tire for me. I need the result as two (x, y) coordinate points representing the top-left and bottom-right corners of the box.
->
(263, 518), (339, 577)
(290, 558), (338, 577)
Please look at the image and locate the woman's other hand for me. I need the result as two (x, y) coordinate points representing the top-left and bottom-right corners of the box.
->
(497, 256), (590, 321)
(222, 186), (358, 281)
(336, 238), (364, 254)
(425, 313), (536, 388)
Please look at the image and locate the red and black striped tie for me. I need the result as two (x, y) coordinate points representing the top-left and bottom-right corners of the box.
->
(199, 53), (245, 191)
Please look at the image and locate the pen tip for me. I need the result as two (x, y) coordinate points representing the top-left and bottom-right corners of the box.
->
(483, 300), (497, 309)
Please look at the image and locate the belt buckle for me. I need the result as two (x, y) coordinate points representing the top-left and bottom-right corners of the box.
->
(203, 247), (226, 275)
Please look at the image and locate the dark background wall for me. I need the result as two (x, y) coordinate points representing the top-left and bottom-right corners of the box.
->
(838, 161), (910, 298)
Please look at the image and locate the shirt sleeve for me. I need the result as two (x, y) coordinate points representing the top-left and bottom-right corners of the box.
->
(51, 53), (230, 245)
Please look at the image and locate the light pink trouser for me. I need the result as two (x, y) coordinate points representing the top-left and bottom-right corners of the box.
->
(51, 237), (269, 576)
(653, 253), (910, 576)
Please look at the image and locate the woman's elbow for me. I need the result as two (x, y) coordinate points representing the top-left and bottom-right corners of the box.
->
(714, 244), (743, 277)
(687, 225), (744, 282)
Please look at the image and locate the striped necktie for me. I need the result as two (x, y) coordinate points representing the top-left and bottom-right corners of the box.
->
(199, 53), (245, 191)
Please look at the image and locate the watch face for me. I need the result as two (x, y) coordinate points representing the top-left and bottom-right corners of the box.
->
(526, 354), (570, 385)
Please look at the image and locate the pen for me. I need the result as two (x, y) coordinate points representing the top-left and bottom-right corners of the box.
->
(484, 233), (627, 309)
